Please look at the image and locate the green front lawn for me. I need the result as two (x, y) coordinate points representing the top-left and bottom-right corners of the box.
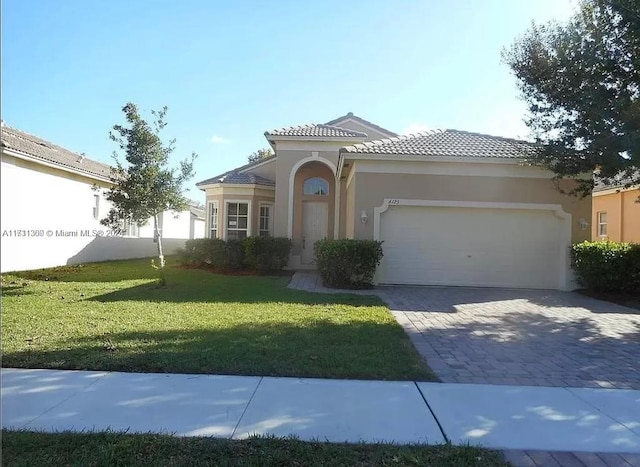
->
(1, 431), (508, 467)
(1, 258), (433, 381)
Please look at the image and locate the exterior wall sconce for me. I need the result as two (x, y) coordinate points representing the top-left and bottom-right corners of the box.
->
(361, 210), (368, 224)
(578, 218), (589, 231)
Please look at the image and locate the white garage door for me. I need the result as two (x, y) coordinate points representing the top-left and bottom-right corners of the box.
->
(378, 205), (568, 289)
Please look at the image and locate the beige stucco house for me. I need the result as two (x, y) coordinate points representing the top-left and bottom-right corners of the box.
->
(197, 113), (591, 290)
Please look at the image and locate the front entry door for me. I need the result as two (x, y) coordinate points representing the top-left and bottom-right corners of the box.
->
(302, 201), (328, 264)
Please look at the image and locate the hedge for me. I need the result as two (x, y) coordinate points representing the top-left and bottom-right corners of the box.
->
(178, 237), (292, 273)
(314, 239), (384, 289)
(571, 241), (640, 293)
(244, 237), (293, 273)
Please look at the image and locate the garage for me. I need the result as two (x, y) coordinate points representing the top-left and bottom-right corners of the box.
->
(376, 201), (571, 290)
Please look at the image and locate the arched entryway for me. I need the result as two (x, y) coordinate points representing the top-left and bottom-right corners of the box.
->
(292, 161), (335, 265)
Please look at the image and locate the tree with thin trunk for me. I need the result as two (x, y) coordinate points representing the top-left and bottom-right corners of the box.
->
(101, 102), (196, 285)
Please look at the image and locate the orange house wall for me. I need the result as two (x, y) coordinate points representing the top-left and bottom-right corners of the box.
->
(592, 190), (640, 243)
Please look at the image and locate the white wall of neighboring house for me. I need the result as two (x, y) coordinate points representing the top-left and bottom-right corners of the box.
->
(1, 151), (202, 273)
(137, 211), (205, 240)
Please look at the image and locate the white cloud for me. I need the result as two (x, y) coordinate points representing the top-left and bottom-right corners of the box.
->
(210, 135), (231, 144)
(402, 123), (432, 135)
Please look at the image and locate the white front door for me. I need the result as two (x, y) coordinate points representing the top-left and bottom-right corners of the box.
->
(302, 201), (328, 264)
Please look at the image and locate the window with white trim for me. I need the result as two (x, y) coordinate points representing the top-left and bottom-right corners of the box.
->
(93, 194), (100, 219)
(598, 211), (608, 236)
(259, 204), (273, 237)
(303, 177), (329, 195)
(226, 202), (249, 240)
(209, 202), (218, 238)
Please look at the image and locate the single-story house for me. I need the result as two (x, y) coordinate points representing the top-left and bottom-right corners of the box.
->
(1, 123), (205, 273)
(197, 113), (591, 291)
(592, 171), (639, 243)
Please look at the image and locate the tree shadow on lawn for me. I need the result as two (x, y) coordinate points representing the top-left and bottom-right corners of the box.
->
(407, 307), (640, 388)
(84, 275), (383, 307)
(7, 259), (165, 283)
(2, 320), (434, 382)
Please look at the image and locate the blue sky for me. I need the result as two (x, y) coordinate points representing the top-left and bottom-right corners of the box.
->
(2, 0), (577, 197)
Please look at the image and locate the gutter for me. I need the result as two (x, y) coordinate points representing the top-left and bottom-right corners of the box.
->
(2, 147), (113, 184)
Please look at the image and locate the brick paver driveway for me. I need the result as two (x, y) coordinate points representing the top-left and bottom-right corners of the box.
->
(377, 287), (640, 389)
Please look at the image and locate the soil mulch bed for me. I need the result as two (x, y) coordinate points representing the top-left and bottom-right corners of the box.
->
(579, 289), (640, 311)
(175, 264), (294, 277)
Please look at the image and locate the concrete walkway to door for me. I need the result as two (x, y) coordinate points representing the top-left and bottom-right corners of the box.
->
(289, 272), (640, 390)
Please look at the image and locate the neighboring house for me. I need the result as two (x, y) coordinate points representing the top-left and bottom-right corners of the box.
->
(592, 171), (640, 243)
(0, 123), (204, 272)
(197, 112), (591, 291)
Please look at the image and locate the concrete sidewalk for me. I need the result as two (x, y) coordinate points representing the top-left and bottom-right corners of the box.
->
(2, 368), (639, 457)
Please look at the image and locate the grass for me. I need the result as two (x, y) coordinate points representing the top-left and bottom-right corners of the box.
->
(0, 431), (509, 467)
(1, 258), (433, 381)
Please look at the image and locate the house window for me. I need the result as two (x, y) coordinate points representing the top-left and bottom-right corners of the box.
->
(226, 202), (249, 240)
(93, 194), (100, 219)
(303, 177), (329, 195)
(259, 204), (273, 237)
(598, 211), (608, 236)
(209, 202), (218, 238)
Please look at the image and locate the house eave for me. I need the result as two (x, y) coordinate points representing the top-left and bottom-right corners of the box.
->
(2, 147), (113, 183)
(339, 152), (527, 165)
(264, 134), (367, 144)
(197, 182), (276, 191)
(593, 185), (640, 197)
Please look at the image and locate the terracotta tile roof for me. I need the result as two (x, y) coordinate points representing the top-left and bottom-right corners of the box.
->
(593, 169), (639, 192)
(196, 155), (276, 187)
(196, 171), (275, 187)
(325, 112), (398, 137)
(265, 123), (367, 138)
(1, 124), (112, 180)
(341, 129), (537, 158)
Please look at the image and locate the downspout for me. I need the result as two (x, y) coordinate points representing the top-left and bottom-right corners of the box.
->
(619, 191), (624, 242)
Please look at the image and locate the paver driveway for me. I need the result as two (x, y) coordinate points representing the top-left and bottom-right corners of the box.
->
(377, 287), (640, 389)
(289, 273), (640, 389)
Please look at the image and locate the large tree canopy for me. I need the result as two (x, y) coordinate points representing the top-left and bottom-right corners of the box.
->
(102, 103), (196, 282)
(503, 0), (639, 196)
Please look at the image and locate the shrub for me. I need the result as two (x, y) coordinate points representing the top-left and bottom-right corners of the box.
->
(177, 238), (241, 270)
(177, 239), (212, 267)
(223, 239), (246, 271)
(178, 237), (292, 273)
(244, 237), (293, 273)
(314, 239), (384, 289)
(571, 241), (640, 293)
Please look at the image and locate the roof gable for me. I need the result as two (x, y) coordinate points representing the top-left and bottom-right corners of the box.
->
(1, 125), (112, 180)
(325, 112), (398, 139)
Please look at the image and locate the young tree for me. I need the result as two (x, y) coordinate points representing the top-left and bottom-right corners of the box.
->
(248, 147), (274, 163)
(503, 0), (639, 196)
(101, 103), (196, 284)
